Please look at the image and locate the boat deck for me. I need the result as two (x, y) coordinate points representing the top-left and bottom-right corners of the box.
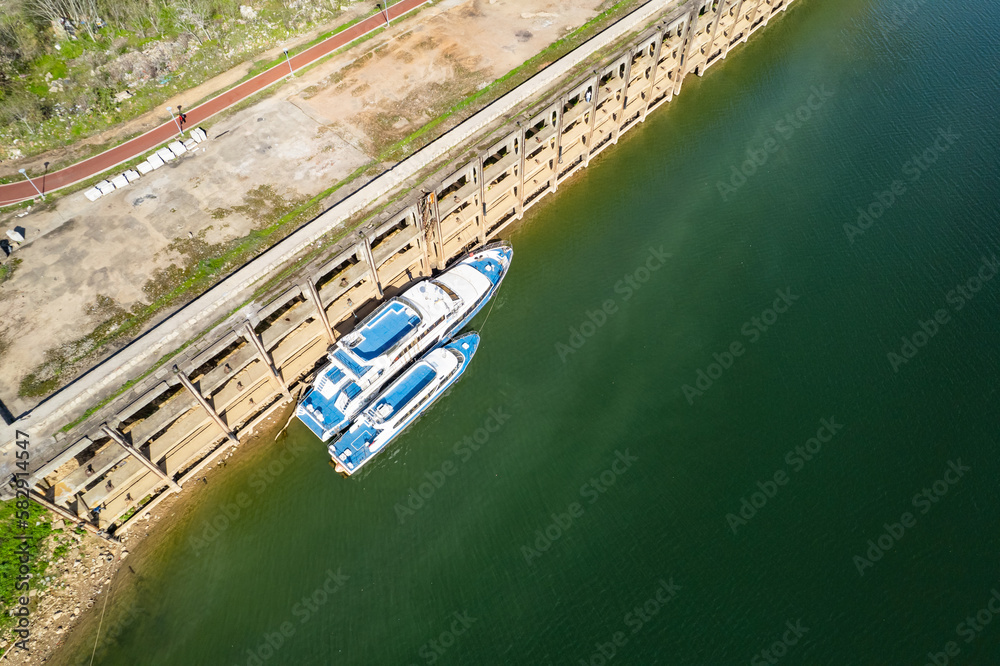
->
(351, 301), (421, 361)
(372, 363), (437, 421)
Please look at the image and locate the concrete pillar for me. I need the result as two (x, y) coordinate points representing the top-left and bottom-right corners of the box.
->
(673, 18), (692, 96)
(410, 204), (431, 274)
(476, 156), (487, 244)
(679, 6), (702, 85)
(751, 0), (768, 31)
(613, 48), (635, 145)
(640, 34), (665, 122)
(357, 233), (383, 299)
(582, 73), (601, 167)
(242, 322), (293, 401)
(26, 435), (92, 488)
(173, 366), (238, 445)
(30, 490), (114, 541)
(551, 102), (565, 192)
(723, 0), (748, 58)
(74, 492), (90, 519)
(515, 123), (527, 221)
(304, 279), (335, 345)
(101, 424), (181, 492)
(702, 3), (726, 73)
(431, 192), (446, 269)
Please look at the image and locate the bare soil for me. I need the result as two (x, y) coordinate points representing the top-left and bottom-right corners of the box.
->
(0, 5), (375, 182)
(0, 0), (605, 414)
(1, 402), (296, 665)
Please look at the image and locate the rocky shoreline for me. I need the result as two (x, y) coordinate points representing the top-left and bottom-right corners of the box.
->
(4, 401), (295, 665)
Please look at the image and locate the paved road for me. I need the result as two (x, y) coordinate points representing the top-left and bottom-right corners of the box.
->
(0, 0), (426, 207)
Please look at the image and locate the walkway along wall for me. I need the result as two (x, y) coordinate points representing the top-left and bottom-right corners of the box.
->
(0, 0), (801, 532)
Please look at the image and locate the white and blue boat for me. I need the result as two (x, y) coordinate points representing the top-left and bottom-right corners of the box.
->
(330, 332), (480, 475)
(296, 242), (511, 441)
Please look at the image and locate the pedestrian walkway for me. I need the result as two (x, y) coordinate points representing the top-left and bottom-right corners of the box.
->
(0, 0), (426, 207)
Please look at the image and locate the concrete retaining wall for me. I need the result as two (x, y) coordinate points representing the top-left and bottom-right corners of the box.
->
(0, 0), (801, 522)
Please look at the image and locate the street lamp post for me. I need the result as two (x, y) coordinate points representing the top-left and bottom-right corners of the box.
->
(376, 3), (390, 27)
(283, 49), (294, 77)
(18, 169), (45, 201)
(166, 106), (182, 136)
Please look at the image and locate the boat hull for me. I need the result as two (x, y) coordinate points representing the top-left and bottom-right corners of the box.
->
(296, 241), (510, 442)
(330, 332), (481, 476)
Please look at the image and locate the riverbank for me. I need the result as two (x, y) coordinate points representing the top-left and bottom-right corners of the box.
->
(1, 0), (806, 657)
(13, 0), (1000, 661)
(4, 400), (296, 665)
(0, 0), (625, 414)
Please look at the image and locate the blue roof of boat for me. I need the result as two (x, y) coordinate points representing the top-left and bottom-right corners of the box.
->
(296, 363), (354, 438)
(332, 349), (370, 377)
(372, 363), (436, 419)
(298, 389), (347, 439)
(350, 301), (421, 361)
(465, 255), (506, 286)
(334, 423), (378, 470)
(331, 362), (436, 464)
(332, 333), (481, 471)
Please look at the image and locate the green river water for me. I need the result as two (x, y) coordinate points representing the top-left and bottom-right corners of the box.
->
(53, 0), (1000, 663)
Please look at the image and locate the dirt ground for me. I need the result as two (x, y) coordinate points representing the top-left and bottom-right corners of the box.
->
(0, 3), (375, 182)
(0, 0), (606, 416)
(0, 402), (296, 665)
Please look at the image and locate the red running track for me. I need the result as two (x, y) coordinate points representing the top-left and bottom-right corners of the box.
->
(0, 0), (427, 207)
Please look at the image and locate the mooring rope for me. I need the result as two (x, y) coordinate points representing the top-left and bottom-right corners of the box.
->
(478, 287), (501, 336)
(88, 556), (120, 666)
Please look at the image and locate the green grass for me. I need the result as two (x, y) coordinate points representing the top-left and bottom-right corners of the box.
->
(0, 258), (22, 286)
(0, 5), (356, 165)
(382, 0), (640, 161)
(50, 0), (644, 427)
(0, 499), (53, 633)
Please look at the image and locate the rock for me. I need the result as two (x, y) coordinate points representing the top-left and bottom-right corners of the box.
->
(53, 610), (62, 619)
(240, 5), (258, 20)
(120, 550), (129, 560)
